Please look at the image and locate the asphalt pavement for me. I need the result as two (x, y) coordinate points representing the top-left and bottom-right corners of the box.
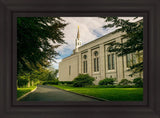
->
(20, 85), (99, 101)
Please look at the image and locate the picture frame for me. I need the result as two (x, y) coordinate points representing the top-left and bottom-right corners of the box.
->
(0, 0), (160, 118)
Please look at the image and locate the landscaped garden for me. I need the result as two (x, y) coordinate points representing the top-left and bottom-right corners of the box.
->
(45, 74), (144, 101)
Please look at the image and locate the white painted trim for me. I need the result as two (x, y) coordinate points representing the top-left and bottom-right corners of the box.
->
(17, 86), (37, 101)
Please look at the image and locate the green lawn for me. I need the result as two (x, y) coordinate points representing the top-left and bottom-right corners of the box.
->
(17, 86), (36, 98)
(52, 85), (143, 101)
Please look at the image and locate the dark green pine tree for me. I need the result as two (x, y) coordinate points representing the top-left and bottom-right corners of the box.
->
(17, 17), (67, 74)
(102, 17), (143, 76)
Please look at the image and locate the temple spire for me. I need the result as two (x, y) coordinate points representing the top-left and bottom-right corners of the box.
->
(75, 26), (82, 52)
(77, 26), (80, 39)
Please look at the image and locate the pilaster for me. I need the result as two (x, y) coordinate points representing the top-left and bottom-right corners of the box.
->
(100, 44), (105, 80)
(88, 48), (92, 76)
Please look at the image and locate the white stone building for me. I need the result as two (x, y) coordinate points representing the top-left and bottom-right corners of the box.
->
(59, 27), (142, 85)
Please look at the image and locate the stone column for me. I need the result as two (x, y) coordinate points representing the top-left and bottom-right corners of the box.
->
(88, 48), (92, 76)
(116, 38), (124, 82)
(100, 44), (105, 80)
(78, 53), (82, 74)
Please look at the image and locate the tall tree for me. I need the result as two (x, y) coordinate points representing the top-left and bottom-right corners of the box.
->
(102, 17), (143, 75)
(17, 17), (67, 73)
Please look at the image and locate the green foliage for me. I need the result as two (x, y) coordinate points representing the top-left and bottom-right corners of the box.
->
(133, 77), (143, 87)
(17, 75), (29, 87)
(42, 80), (59, 85)
(17, 67), (54, 87)
(102, 17), (143, 75)
(73, 74), (95, 87)
(76, 84), (135, 88)
(17, 17), (67, 73)
(119, 79), (132, 86)
(46, 68), (59, 81)
(17, 17), (66, 88)
(99, 78), (115, 85)
(17, 86), (36, 98)
(59, 81), (73, 85)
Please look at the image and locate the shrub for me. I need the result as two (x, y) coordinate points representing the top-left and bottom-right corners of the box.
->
(42, 80), (59, 85)
(98, 78), (115, 85)
(85, 85), (135, 88)
(73, 74), (95, 87)
(119, 79), (132, 86)
(59, 81), (73, 85)
(116, 85), (135, 88)
(17, 75), (29, 87)
(133, 77), (143, 87)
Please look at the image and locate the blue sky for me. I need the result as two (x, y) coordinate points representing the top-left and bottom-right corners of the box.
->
(51, 17), (142, 69)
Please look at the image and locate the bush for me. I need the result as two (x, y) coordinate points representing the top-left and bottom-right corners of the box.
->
(99, 78), (115, 85)
(17, 75), (29, 87)
(119, 79), (132, 86)
(42, 80), (59, 85)
(73, 74), (95, 87)
(116, 85), (136, 88)
(59, 81), (73, 85)
(133, 77), (143, 87)
(84, 85), (136, 88)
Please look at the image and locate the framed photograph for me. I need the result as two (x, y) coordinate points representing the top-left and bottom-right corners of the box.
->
(0, 0), (160, 118)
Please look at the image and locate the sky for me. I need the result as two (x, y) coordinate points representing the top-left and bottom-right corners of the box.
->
(51, 17), (142, 69)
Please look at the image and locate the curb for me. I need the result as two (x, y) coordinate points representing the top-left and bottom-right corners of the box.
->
(47, 85), (108, 101)
(17, 86), (37, 101)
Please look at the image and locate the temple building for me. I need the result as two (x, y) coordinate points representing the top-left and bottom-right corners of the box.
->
(59, 27), (142, 84)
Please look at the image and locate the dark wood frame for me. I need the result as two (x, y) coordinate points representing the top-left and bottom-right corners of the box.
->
(0, 0), (160, 118)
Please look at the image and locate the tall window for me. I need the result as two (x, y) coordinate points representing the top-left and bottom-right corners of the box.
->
(83, 55), (87, 73)
(93, 51), (99, 72)
(126, 53), (137, 68)
(69, 65), (71, 75)
(108, 55), (111, 70)
(83, 61), (87, 73)
(107, 53), (115, 70)
(112, 54), (115, 69)
(94, 58), (96, 72)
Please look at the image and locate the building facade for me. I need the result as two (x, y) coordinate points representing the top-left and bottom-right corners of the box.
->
(59, 28), (142, 85)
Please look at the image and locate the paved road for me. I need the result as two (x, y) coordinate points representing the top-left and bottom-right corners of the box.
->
(20, 85), (99, 101)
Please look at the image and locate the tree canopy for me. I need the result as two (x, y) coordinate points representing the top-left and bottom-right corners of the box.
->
(102, 17), (143, 75)
(17, 17), (67, 73)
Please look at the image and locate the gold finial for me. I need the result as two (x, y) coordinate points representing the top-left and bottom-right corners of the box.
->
(77, 26), (80, 39)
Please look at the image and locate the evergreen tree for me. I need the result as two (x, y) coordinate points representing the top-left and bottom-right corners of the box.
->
(17, 17), (67, 73)
(102, 17), (143, 75)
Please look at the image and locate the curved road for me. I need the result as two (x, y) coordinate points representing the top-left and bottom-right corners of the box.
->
(20, 85), (99, 101)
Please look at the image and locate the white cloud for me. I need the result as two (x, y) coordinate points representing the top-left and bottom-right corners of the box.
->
(55, 17), (109, 57)
(51, 58), (62, 69)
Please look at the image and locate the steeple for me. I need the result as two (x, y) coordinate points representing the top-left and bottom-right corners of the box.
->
(77, 26), (80, 39)
(75, 26), (82, 52)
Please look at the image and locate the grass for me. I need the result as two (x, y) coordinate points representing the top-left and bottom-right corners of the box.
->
(17, 86), (36, 98)
(52, 85), (143, 101)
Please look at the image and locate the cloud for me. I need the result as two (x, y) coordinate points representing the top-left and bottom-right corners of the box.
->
(51, 58), (62, 69)
(55, 17), (108, 55)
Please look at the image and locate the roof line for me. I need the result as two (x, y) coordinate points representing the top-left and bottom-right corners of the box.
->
(79, 29), (118, 49)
